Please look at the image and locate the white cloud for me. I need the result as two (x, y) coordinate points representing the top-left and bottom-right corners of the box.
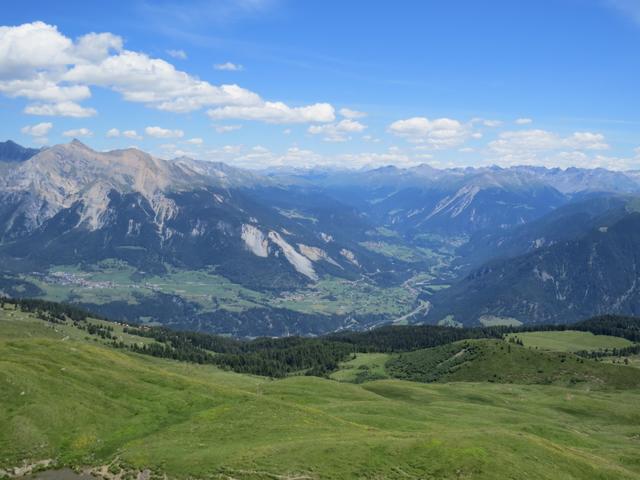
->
(488, 129), (611, 167)
(166, 49), (187, 60)
(222, 144), (243, 154)
(63, 127), (92, 138)
(64, 50), (261, 113)
(0, 76), (91, 103)
(0, 23), (112, 116)
(471, 118), (502, 127)
(145, 126), (184, 138)
(515, 117), (533, 125)
(388, 117), (471, 149)
(186, 137), (203, 145)
(214, 62), (243, 71)
(339, 108), (366, 119)
(196, 143), (423, 170)
(208, 101), (335, 124)
(483, 120), (502, 127)
(308, 119), (366, 142)
(24, 101), (96, 117)
(21, 122), (52, 137)
(214, 124), (242, 133)
(123, 130), (142, 140)
(0, 22), (333, 122)
(0, 22), (76, 77)
(490, 130), (609, 155)
(566, 132), (609, 150)
(107, 129), (143, 140)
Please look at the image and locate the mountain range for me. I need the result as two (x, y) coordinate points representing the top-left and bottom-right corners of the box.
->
(2, 139), (640, 335)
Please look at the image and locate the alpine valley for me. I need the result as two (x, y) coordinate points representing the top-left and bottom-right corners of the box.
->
(2, 139), (640, 336)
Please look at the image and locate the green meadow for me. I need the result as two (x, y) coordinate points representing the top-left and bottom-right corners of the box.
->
(506, 330), (634, 352)
(2, 309), (640, 479)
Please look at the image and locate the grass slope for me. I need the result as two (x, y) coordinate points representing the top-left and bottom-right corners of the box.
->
(329, 353), (391, 383)
(3, 310), (640, 479)
(387, 339), (640, 388)
(506, 330), (635, 352)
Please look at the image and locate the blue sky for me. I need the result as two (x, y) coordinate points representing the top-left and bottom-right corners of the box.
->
(2, 0), (640, 169)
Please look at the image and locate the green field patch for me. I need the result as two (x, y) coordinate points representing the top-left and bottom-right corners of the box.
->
(479, 315), (523, 327)
(26, 263), (270, 312)
(144, 269), (268, 312)
(602, 355), (640, 369)
(365, 227), (400, 238)
(270, 277), (416, 316)
(387, 339), (640, 389)
(330, 353), (391, 383)
(359, 241), (436, 263)
(506, 330), (634, 352)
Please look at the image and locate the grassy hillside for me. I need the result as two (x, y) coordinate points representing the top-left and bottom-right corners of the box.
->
(3, 309), (640, 479)
(329, 353), (391, 383)
(386, 339), (640, 388)
(506, 330), (635, 352)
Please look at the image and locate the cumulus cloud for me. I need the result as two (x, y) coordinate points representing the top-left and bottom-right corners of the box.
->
(106, 128), (142, 141)
(0, 21), (333, 122)
(166, 49), (187, 60)
(63, 127), (92, 137)
(123, 130), (142, 140)
(214, 124), (242, 133)
(214, 62), (243, 71)
(488, 129), (611, 166)
(21, 122), (52, 137)
(24, 101), (96, 117)
(490, 129), (609, 154)
(515, 117), (533, 125)
(185, 137), (203, 145)
(145, 126), (184, 138)
(388, 117), (472, 149)
(339, 108), (366, 119)
(196, 143), (421, 170)
(471, 117), (502, 127)
(64, 51), (261, 113)
(207, 101), (335, 124)
(308, 119), (366, 142)
(0, 76), (91, 103)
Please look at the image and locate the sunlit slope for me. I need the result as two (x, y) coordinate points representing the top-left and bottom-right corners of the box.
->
(2, 311), (640, 479)
(506, 330), (634, 352)
(387, 339), (640, 388)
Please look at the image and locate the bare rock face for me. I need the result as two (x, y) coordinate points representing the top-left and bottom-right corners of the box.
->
(0, 140), (261, 233)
